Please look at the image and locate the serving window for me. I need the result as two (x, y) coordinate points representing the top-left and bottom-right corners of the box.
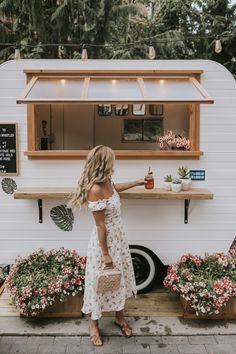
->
(17, 70), (214, 159)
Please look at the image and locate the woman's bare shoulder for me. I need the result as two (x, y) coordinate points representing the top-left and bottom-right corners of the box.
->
(87, 184), (104, 202)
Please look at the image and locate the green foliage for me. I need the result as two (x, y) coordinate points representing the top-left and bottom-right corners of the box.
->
(1, 178), (17, 194)
(50, 204), (74, 231)
(0, 0), (235, 76)
(5, 248), (86, 316)
(164, 174), (173, 182)
(0, 265), (9, 285)
(178, 166), (189, 179)
(164, 252), (236, 316)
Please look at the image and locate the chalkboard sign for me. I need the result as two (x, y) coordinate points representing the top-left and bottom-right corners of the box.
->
(0, 123), (18, 175)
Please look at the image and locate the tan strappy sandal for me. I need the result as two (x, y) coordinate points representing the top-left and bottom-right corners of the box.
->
(114, 320), (133, 337)
(89, 325), (103, 346)
(90, 334), (103, 346)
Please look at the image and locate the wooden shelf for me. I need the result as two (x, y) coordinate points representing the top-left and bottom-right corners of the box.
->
(24, 150), (204, 160)
(14, 187), (213, 201)
(14, 187), (213, 225)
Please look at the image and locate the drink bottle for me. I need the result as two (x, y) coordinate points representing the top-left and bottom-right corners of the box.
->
(145, 167), (154, 189)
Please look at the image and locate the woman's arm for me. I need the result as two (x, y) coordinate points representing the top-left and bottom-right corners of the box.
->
(114, 179), (146, 193)
(92, 211), (112, 265)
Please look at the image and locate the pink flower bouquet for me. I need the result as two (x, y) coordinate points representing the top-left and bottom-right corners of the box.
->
(163, 252), (236, 316)
(5, 248), (86, 317)
(159, 130), (190, 150)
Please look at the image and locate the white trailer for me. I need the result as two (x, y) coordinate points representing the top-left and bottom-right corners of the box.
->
(0, 59), (235, 292)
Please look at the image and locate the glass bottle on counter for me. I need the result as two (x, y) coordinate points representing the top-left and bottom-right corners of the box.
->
(145, 167), (154, 189)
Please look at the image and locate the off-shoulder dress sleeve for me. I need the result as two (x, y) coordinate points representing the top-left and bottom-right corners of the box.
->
(87, 199), (107, 212)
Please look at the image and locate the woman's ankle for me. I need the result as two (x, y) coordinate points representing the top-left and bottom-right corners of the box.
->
(90, 319), (99, 329)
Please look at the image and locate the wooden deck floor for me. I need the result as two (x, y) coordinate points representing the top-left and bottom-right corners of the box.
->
(0, 286), (182, 317)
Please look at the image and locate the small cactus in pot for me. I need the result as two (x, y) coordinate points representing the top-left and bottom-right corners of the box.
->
(178, 166), (191, 191)
(163, 175), (173, 190)
(171, 178), (182, 192)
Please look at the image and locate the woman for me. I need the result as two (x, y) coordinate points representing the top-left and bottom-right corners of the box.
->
(68, 145), (146, 346)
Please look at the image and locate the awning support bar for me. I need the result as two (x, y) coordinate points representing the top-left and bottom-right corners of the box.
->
(184, 199), (190, 224)
(38, 199), (43, 223)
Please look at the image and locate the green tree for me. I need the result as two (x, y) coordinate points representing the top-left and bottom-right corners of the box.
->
(0, 0), (235, 76)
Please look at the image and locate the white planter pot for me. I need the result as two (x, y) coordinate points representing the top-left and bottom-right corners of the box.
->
(171, 182), (182, 192)
(181, 178), (191, 191)
(162, 181), (172, 190)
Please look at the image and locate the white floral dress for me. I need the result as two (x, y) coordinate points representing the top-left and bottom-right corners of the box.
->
(81, 184), (137, 320)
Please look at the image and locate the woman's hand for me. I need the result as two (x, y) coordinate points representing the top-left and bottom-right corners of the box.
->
(103, 253), (113, 267)
(136, 179), (147, 186)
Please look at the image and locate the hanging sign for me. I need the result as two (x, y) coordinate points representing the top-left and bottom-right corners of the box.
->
(0, 123), (19, 175)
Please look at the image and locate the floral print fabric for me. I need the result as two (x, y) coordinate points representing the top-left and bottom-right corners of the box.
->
(81, 185), (137, 320)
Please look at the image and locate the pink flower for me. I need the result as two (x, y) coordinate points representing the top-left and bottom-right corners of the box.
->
(41, 297), (47, 304)
(39, 288), (47, 296)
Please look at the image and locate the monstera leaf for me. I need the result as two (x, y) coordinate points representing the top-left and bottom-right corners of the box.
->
(1, 178), (17, 194)
(50, 204), (74, 231)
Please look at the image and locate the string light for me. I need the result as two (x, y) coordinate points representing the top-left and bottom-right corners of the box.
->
(1, 31), (235, 60)
(14, 47), (21, 60)
(58, 45), (65, 59)
(148, 45), (156, 59)
(81, 45), (88, 61)
(214, 38), (222, 53)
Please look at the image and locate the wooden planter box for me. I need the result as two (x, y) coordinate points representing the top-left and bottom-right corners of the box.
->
(180, 296), (236, 320)
(0, 282), (5, 296)
(21, 293), (83, 318)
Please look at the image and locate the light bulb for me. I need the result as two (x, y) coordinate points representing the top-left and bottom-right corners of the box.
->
(215, 39), (222, 53)
(81, 47), (88, 61)
(58, 45), (65, 59)
(148, 45), (156, 59)
(14, 48), (21, 60)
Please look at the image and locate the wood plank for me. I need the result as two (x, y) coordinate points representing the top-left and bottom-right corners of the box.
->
(24, 69), (204, 75)
(18, 98), (213, 104)
(103, 292), (182, 317)
(189, 104), (196, 151)
(181, 297), (236, 320)
(23, 150), (203, 160)
(0, 290), (183, 318)
(27, 104), (36, 151)
(14, 187), (214, 201)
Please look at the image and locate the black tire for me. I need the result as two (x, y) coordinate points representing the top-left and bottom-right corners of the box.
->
(129, 245), (165, 293)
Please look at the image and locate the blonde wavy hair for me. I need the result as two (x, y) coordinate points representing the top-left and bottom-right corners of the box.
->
(67, 145), (115, 210)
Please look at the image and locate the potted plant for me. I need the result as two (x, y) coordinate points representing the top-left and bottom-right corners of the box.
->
(171, 178), (182, 192)
(178, 166), (191, 190)
(5, 248), (86, 317)
(163, 175), (173, 190)
(163, 252), (236, 318)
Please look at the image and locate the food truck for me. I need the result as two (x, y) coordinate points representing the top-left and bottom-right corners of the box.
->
(0, 59), (235, 292)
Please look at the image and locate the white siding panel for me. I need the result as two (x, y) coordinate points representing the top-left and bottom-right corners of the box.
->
(0, 59), (236, 265)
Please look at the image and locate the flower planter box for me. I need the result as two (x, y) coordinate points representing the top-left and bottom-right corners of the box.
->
(20, 293), (83, 318)
(180, 296), (236, 320)
(0, 282), (5, 296)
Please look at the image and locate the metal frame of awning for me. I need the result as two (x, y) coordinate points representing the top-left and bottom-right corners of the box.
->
(17, 74), (214, 104)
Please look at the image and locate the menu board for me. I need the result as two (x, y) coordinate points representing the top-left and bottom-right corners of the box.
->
(0, 123), (18, 175)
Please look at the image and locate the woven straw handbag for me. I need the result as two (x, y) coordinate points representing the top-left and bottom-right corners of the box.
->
(93, 264), (121, 294)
